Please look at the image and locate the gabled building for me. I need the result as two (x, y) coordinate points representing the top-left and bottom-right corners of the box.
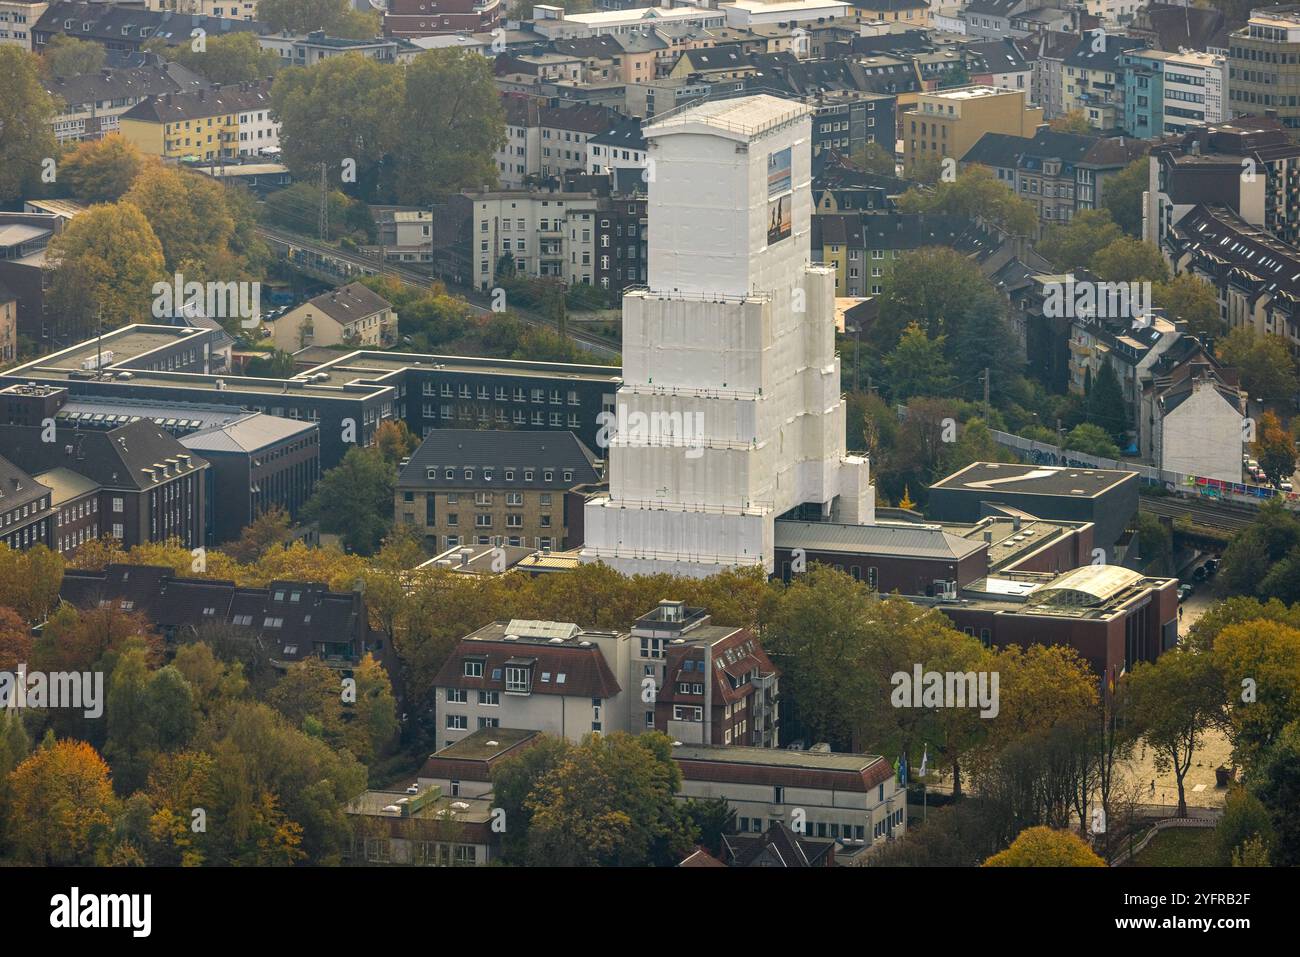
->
(43, 55), (208, 144)
(1139, 340), (1246, 483)
(394, 428), (602, 552)
(0, 453), (53, 552)
(267, 281), (395, 352)
(812, 211), (968, 296)
(32, 2), (264, 52)
(118, 80), (276, 162)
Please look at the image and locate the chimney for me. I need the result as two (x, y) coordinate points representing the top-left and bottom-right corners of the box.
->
(1012, 515), (1022, 531)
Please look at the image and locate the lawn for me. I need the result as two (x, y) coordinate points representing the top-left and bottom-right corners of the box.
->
(1127, 827), (1218, 867)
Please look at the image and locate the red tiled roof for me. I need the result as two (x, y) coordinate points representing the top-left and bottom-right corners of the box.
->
(433, 639), (622, 699)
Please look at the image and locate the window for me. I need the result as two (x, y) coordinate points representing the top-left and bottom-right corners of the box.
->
(463, 660), (484, 678)
(446, 714), (468, 730)
(773, 785), (785, 804)
(505, 666), (530, 692)
(447, 688), (467, 703)
(478, 717), (500, 729)
(478, 690), (499, 706)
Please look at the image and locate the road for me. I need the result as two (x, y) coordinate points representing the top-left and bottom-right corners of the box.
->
(256, 225), (621, 360)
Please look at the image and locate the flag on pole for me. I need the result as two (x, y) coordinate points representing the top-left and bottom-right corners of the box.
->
(918, 746), (928, 778)
(896, 752), (908, 787)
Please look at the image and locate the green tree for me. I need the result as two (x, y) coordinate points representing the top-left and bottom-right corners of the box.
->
(1049, 109), (1092, 134)
(896, 166), (1038, 236)
(1102, 157), (1148, 237)
(0, 47), (58, 204)
(41, 34), (105, 77)
(1212, 619), (1300, 769)
(169, 31), (281, 85)
(1062, 422), (1120, 459)
(1089, 237), (1169, 284)
(683, 797), (734, 856)
(849, 140), (896, 176)
(395, 50), (506, 204)
(490, 734), (572, 865)
(257, 0), (379, 37)
(44, 201), (165, 331)
(58, 134), (145, 205)
(884, 322), (954, 401)
(1216, 787), (1274, 865)
(270, 54), (403, 198)
(1134, 511), (1173, 574)
(1219, 327), (1299, 402)
(1126, 650), (1225, 817)
(1219, 501), (1300, 601)
(1039, 209), (1123, 272)
(1252, 719), (1300, 865)
(1154, 273), (1223, 338)
(1085, 359), (1129, 443)
(104, 642), (158, 794)
(302, 446), (395, 555)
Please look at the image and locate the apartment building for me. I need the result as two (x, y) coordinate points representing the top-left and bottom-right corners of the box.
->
(1139, 340), (1246, 484)
(144, 0), (257, 19)
(0, 454), (53, 553)
(432, 599), (780, 749)
(258, 30), (403, 66)
(813, 212), (967, 296)
(1146, 117), (1300, 248)
(32, 3), (264, 52)
(394, 429), (602, 552)
(0, 419), (207, 549)
(43, 57), (209, 144)
(1062, 34), (1147, 131)
(901, 85), (1044, 175)
(1122, 47), (1226, 137)
(382, 0), (501, 39)
(267, 282), (395, 352)
(469, 186), (603, 289)
(0, 0), (47, 49)
(1228, 6), (1300, 132)
(673, 744), (905, 848)
(118, 81), (276, 162)
(847, 0), (931, 27)
(495, 98), (625, 188)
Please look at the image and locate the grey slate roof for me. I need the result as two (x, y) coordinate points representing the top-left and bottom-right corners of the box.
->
(0, 420), (208, 491)
(398, 430), (601, 491)
(0, 454), (53, 515)
(181, 412), (317, 455)
(300, 282), (390, 325)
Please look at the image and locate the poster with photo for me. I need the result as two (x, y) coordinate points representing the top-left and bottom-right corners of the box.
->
(767, 194), (791, 246)
(766, 148), (792, 245)
(767, 147), (792, 196)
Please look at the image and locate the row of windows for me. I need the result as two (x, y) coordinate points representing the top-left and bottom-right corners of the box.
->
(420, 383), (582, 405)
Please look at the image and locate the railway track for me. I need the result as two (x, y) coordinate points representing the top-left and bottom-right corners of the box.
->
(1139, 494), (1258, 532)
(256, 225), (620, 359)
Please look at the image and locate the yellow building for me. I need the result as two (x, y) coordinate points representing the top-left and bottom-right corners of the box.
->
(849, 0), (931, 28)
(119, 88), (241, 162)
(900, 85), (1043, 176)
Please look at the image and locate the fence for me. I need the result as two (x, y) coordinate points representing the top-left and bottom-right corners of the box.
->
(989, 430), (1299, 512)
(1109, 814), (1217, 866)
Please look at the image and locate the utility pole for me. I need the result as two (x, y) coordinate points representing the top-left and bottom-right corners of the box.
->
(982, 366), (990, 423)
(318, 162), (328, 240)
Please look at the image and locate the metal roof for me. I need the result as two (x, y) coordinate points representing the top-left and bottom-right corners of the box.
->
(1026, 564), (1145, 607)
(774, 519), (985, 560)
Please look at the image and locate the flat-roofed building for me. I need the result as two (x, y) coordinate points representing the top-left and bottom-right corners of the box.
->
(672, 743), (905, 849)
(901, 85), (1044, 178)
(416, 727), (542, 798)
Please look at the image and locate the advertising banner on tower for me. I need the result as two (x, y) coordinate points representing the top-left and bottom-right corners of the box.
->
(766, 147), (792, 245)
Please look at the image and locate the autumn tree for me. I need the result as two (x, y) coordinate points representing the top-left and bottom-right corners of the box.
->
(44, 202), (165, 331)
(1252, 410), (1296, 487)
(395, 50), (506, 204)
(146, 749), (215, 866)
(1049, 109), (1092, 134)
(0, 48), (57, 204)
(6, 739), (118, 865)
(58, 135), (145, 205)
(124, 163), (239, 277)
(523, 732), (696, 866)
(490, 734), (573, 864)
(1038, 209), (1122, 272)
(225, 506), (292, 564)
(1126, 650), (1225, 817)
(375, 418), (420, 467)
(1212, 619), (1300, 769)
(0, 543), (63, 623)
(982, 826), (1106, 866)
(896, 165), (1038, 236)
(1252, 719), (1300, 865)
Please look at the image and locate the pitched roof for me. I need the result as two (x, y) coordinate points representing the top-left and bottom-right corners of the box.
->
(722, 822), (836, 867)
(121, 81), (273, 124)
(297, 281), (390, 326)
(679, 847), (727, 867)
(35, 3), (265, 44)
(0, 454), (52, 514)
(432, 637), (622, 699)
(43, 57), (208, 106)
(0, 420), (207, 491)
(398, 430), (601, 490)
(774, 519), (987, 560)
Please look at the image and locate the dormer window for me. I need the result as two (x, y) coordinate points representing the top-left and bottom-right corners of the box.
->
(505, 665), (531, 692)
(464, 659), (484, 678)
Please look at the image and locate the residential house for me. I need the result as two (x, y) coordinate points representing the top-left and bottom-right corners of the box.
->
(1121, 47), (1226, 138)
(1061, 33), (1147, 131)
(1139, 339), (1246, 483)
(467, 184), (603, 288)
(382, 0), (502, 38)
(118, 81), (276, 162)
(43, 57), (209, 144)
(0, 454), (53, 552)
(32, 3), (264, 52)
(812, 212), (968, 296)
(268, 281), (395, 352)
(901, 84), (1043, 177)
(0, 1), (49, 50)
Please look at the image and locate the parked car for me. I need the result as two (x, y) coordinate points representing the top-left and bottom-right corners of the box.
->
(1193, 565), (1208, 582)
(1204, 558), (1220, 576)
(1178, 584), (1193, 602)
(1282, 480), (1294, 493)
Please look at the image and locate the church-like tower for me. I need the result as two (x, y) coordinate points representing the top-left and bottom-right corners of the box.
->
(581, 95), (874, 577)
